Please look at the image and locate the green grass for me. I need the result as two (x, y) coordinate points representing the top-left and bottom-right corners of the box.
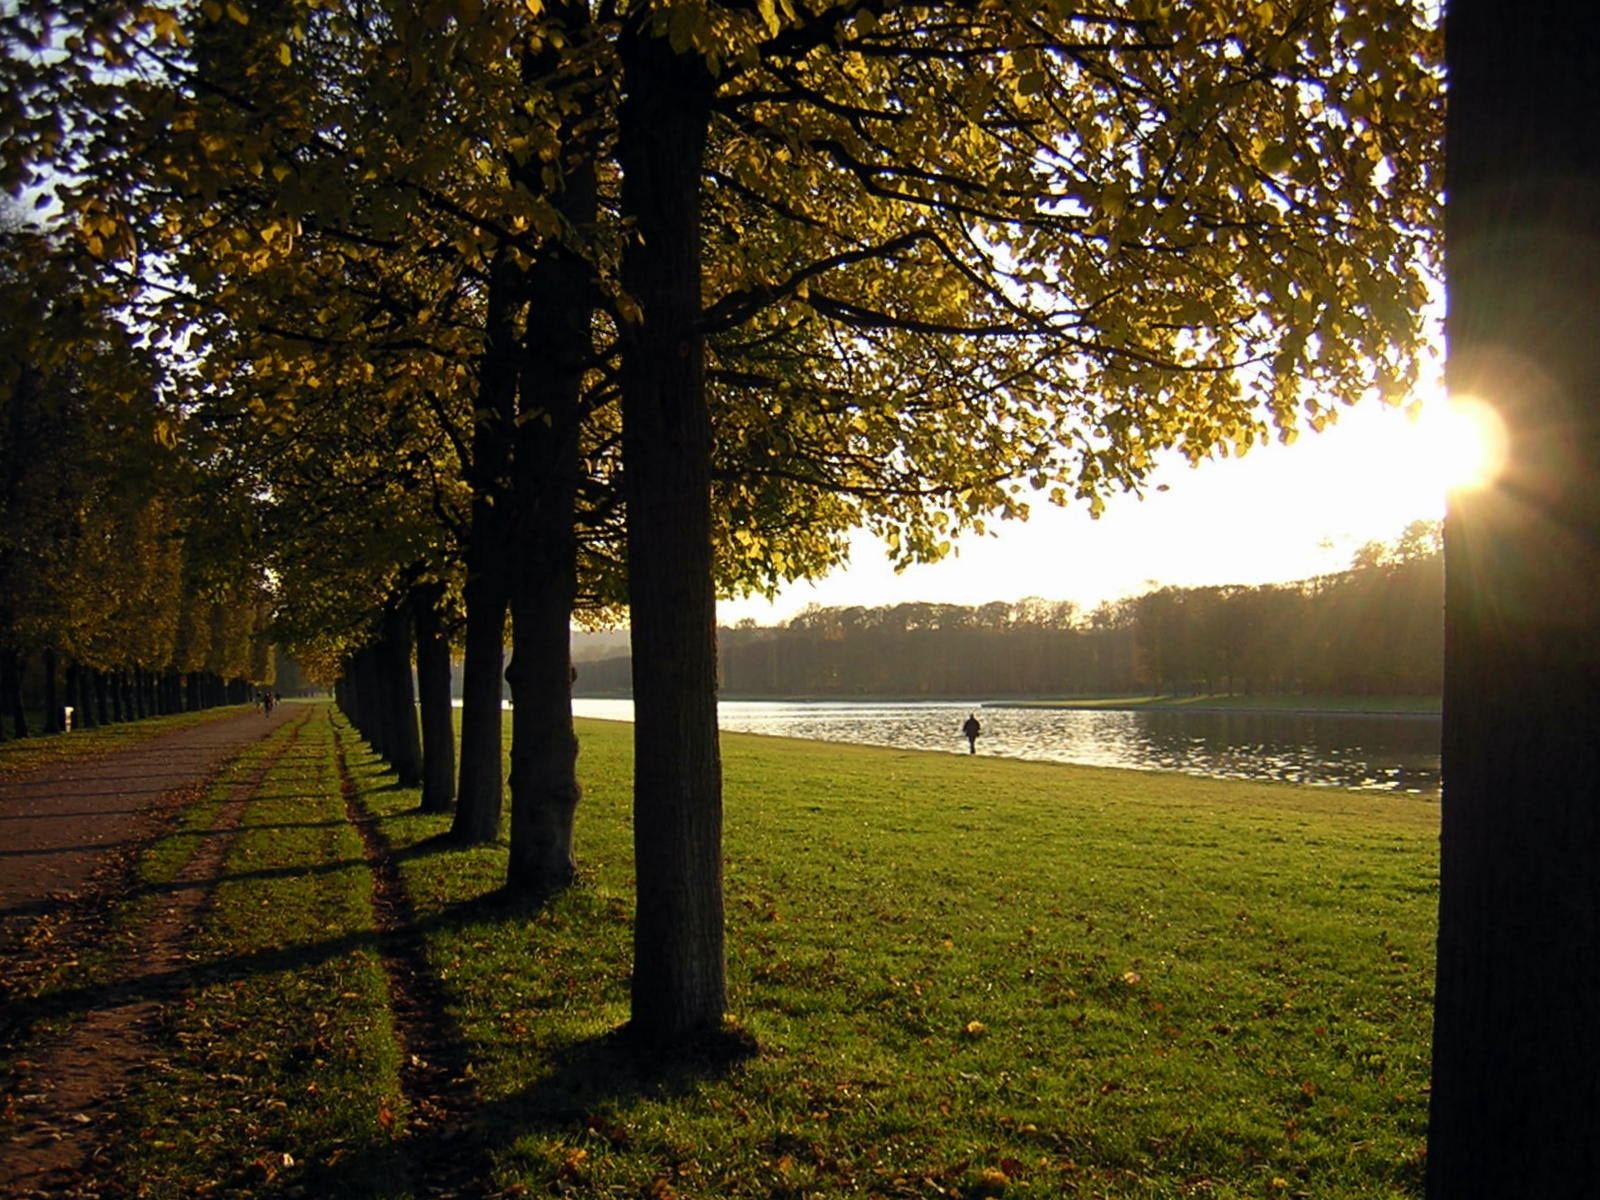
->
(0, 704), (257, 777)
(111, 707), (409, 1198)
(14, 702), (1437, 1198)
(995, 694), (1441, 715)
(357, 714), (1438, 1200)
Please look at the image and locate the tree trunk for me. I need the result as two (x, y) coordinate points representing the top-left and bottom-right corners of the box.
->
(343, 651), (365, 742)
(452, 250), (520, 845)
(378, 599), (424, 788)
(42, 648), (60, 733)
(0, 649), (11, 741)
(505, 549), (581, 896)
(452, 539), (508, 841)
(413, 580), (457, 814)
(3, 649), (26, 738)
(502, 312), (584, 895)
(616, 20), (726, 1050)
(503, 7), (597, 898)
(1428, 5), (1600, 1192)
(355, 643), (385, 754)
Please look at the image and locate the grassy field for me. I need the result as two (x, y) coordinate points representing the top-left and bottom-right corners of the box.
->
(108, 710), (410, 1196)
(29, 704), (1437, 1198)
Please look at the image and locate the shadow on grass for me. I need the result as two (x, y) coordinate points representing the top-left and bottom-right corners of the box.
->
(283, 1021), (759, 1200)
(391, 830), (494, 861)
(1, 877), (529, 1049)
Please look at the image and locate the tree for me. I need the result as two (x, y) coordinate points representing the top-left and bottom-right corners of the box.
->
(611, 0), (1438, 1050)
(616, 6), (728, 1049)
(0, 218), (265, 729)
(6, 0), (1443, 1062)
(1428, 2), (1600, 1190)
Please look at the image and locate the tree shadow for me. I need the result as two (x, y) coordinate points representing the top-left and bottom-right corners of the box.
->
(280, 1021), (759, 1200)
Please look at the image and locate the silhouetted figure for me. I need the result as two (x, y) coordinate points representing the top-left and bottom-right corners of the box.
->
(962, 712), (981, 754)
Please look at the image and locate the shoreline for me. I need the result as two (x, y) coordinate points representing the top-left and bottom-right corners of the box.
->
(572, 692), (1443, 718)
(985, 695), (1442, 718)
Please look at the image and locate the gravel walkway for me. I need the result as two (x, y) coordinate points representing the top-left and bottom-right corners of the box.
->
(0, 703), (302, 1198)
(0, 706), (296, 921)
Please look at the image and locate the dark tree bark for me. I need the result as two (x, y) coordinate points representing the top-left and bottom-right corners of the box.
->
(42, 648), (60, 733)
(378, 599), (424, 788)
(340, 653), (361, 741)
(451, 251), (520, 845)
(361, 603), (424, 787)
(504, 500), (582, 895)
(503, 2), (597, 898)
(616, 18), (727, 1049)
(0, 649), (11, 741)
(1429, 4), (1600, 1192)
(502, 344), (583, 892)
(1, 649), (24, 738)
(353, 642), (385, 754)
(413, 580), (457, 814)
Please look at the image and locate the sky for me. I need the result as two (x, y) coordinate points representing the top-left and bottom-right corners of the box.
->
(715, 389), (1470, 627)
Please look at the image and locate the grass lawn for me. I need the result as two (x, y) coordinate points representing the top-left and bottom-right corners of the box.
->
(110, 711), (409, 1196)
(65, 704), (1436, 1199)
(369, 714), (1438, 1199)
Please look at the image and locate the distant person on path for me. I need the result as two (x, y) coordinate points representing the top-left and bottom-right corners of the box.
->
(962, 712), (981, 754)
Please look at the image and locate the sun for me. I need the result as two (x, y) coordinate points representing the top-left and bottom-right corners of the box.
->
(1418, 395), (1509, 493)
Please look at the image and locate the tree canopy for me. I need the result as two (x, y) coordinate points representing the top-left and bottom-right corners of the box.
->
(2, 0), (1442, 1048)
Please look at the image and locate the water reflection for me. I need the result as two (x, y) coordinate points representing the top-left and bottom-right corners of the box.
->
(570, 699), (1441, 796)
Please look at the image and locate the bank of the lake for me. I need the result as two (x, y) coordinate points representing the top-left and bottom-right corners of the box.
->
(590, 692), (1442, 716)
(574, 698), (1443, 795)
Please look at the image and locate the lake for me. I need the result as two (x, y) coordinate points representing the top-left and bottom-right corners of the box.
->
(570, 698), (1441, 796)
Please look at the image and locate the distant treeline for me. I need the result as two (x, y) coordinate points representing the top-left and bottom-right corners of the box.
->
(576, 534), (1443, 700)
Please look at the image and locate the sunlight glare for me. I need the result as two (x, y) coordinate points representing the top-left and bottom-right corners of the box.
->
(1428, 395), (1509, 492)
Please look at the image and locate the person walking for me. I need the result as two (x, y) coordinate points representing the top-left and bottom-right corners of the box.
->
(962, 712), (981, 754)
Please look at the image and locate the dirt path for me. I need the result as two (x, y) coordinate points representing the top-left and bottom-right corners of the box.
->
(0, 703), (303, 1198)
(0, 706), (298, 917)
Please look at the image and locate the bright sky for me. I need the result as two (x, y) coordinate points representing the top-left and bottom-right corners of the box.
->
(716, 387), (1488, 626)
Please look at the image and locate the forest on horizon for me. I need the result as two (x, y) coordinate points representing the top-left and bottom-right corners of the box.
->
(574, 522), (1443, 700)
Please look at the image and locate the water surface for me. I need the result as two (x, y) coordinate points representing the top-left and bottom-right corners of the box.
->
(571, 698), (1440, 796)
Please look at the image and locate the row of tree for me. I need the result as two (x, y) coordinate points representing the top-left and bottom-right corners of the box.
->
(2, 2), (1440, 1054)
(0, 226), (276, 738)
(7, 2), (1594, 1186)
